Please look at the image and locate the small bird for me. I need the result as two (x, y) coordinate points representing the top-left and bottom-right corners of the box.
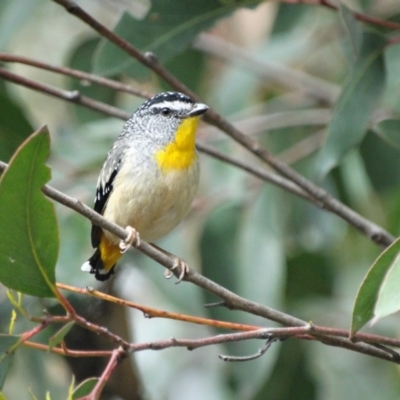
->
(81, 92), (209, 281)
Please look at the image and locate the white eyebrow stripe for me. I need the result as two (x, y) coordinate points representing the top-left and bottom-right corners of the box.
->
(149, 100), (192, 111)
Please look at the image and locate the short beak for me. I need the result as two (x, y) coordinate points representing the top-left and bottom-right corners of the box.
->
(187, 103), (209, 117)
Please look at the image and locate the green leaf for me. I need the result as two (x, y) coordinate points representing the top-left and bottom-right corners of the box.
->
(271, 3), (309, 36)
(231, 186), (285, 395)
(199, 202), (241, 314)
(351, 237), (400, 334)
(360, 130), (400, 192)
(0, 334), (20, 389)
(93, 0), (262, 77)
(0, 88), (34, 162)
(67, 38), (117, 123)
(373, 119), (400, 150)
(0, 392), (9, 400)
(316, 31), (386, 179)
(374, 253), (400, 322)
(72, 378), (98, 399)
(160, 48), (206, 93)
(48, 322), (75, 351)
(338, 3), (362, 57)
(0, 127), (58, 298)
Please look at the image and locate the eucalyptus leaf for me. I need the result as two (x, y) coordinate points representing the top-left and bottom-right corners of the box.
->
(316, 31), (386, 179)
(373, 254), (400, 322)
(199, 202), (242, 321)
(0, 90), (33, 162)
(373, 119), (400, 150)
(0, 127), (58, 298)
(338, 3), (362, 57)
(93, 0), (262, 78)
(72, 378), (98, 399)
(48, 322), (75, 351)
(351, 237), (400, 334)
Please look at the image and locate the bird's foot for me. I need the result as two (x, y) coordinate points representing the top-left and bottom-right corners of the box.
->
(164, 257), (189, 284)
(119, 226), (140, 253)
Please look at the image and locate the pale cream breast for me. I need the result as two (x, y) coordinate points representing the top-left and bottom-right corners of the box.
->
(102, 156), (199, 244)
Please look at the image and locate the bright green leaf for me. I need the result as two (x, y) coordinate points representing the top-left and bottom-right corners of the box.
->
(93, 0), (262, 77)
(351, 237), (400, 334)
(316, 31), (386, 179)
(373, 119), (400, 150)
(0, 392), (9, 400)
(48, 322), (75, 351)
(0, 127), (58, 298)
(0, 334), (20, 389)
(72, 378), (98, 399)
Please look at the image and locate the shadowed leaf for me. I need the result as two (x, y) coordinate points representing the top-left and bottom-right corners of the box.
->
(48, 322), (75, 351)
(317, 31), (386, 179)
(374, 119), (400, 150)
(0, 334), (20, 389)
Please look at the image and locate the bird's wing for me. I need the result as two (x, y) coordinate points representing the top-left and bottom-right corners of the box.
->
(91, 143), (125, 248)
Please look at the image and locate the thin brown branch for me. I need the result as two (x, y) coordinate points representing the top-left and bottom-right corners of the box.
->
(57, 282), (261, 332)
(87, 347), (127, 400)
(196, 142), (319, 204)
(285, 0), (400, 31)
(50, 0), (395, 247)
(23, 340), (113, 357)
(51, 0), (194, 97)
(127, 326), (399, 364)
(0, 52), (152, 98)
(0, 66), (129, 120)
(318, 0), (400, 31)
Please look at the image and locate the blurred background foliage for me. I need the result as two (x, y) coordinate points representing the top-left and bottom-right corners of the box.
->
(1, 0), (400, 399)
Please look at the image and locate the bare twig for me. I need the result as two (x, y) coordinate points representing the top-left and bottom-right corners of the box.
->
(0, 52), (151, 98)
(306, 0), (400, 31)
(87, 347), (127, 400)
(0, 66), (129, 120)
(58, 282), (262, 332)
(126, 326), (400, 364)
(23, 340), (113, 357)
(218, 336), (280, 362)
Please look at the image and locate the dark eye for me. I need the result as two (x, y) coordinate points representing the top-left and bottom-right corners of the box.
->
(161, 107), (171, 117)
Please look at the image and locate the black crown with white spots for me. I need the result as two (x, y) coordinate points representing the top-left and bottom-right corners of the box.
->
(138, 92), (194, 112)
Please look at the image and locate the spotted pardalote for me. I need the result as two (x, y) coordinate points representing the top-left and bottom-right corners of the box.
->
(81, 92), (209, 281)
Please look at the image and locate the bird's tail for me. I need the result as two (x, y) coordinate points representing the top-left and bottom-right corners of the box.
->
(81, 235), (122, 281)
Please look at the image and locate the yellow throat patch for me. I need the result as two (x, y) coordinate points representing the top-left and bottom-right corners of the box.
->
(155, 116), (199, 171)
